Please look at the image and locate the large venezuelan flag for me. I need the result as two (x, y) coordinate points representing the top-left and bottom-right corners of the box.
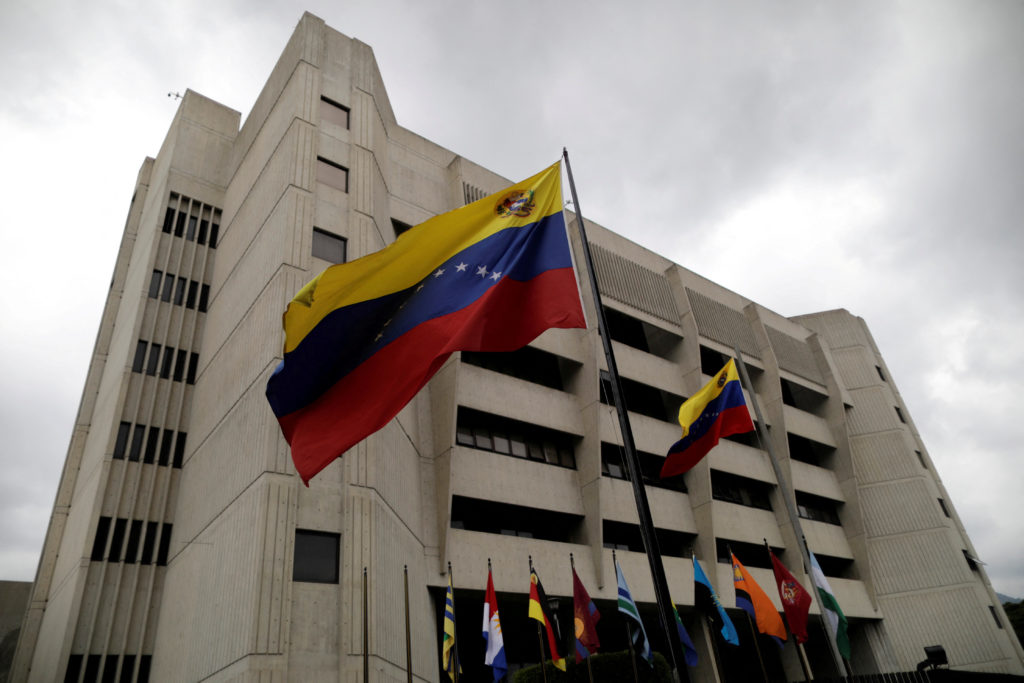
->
(660, 358), (754, 478)
(267, 162), (585, 484)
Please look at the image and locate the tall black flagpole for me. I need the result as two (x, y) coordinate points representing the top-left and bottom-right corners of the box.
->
(562, 148), (684, 677)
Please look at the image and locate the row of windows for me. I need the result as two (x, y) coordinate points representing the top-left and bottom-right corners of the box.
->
(65, 654), (151, 683)
(147, 269), (209, 312)
(131, 340), (198, 384)
(161, 196), (220, 248)
(456, 407), (576, 469)
(112, 421), (186, 468)
(91, 517), (172, 566)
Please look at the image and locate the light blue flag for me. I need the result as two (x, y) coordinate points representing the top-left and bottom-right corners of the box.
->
(693, 556), (740, 646)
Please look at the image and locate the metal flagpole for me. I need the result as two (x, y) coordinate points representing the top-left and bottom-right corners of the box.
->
(529, 556), (549, 683)
(404, 565), (413, 683)
(448, 562), (459, 683)
(732, 345), (846, 677)
(562, 148), (685, 678)
(363, 567), (369, 683)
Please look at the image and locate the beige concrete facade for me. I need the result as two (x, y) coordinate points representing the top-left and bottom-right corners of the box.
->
(12, 12), (1024, 682)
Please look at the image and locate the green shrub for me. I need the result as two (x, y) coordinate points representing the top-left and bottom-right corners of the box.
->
(513, 650), (672, 683)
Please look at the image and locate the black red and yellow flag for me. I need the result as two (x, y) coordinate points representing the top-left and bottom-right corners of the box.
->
(529, 569), (566, 671)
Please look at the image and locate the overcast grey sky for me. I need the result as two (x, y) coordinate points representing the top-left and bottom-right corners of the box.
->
(2, 1), (1022, 599)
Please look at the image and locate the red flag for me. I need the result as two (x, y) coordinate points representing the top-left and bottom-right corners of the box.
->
(572, 567), (601, 662)
(769, 551), (812, 643)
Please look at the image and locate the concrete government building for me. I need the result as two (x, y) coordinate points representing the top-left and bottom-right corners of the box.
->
(12, 12), (1024, 683)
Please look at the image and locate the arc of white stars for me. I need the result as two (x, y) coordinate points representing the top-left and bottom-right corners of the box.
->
(455, 262), (468, 272)
(489, 271), (501, 281)
(476, 265), (488, 277)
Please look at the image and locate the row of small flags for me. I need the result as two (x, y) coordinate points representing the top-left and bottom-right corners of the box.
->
(441, 548), (850, 680)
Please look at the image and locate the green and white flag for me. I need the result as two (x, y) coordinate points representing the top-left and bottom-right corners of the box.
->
(809, 550), (851, 659)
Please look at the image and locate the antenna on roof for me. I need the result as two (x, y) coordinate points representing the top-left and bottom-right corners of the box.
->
(167, 91), (183, 101)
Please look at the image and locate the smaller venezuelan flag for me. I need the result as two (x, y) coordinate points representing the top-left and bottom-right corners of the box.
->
(661, 358), (754, 478)
(529, 569), (566, 671)
(732, 552), (787, 648)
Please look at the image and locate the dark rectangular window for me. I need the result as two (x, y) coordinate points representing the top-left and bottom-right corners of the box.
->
(796, 491), (842, 525)
(173, 433), (187, 469)
(159, 431), (174, 467)
(143, 426), (160, 464)
(186, 216), (197, 241)
(316, 157), (349, 192)
(91, 516), (111, 561)
(603, 306), (682, 360)
(162, 207), (175, 233)
(140, 522), (158, 564)
(113, 422), (131, 460)
(119, 655), (136, 683)
(187, 353), (199, 385)
(173, 349), (187, 382)
(145, 343), (161, 376)
(108, 518), (127, 562)
(174, 277), (186, 305)
(312, 228), (347, 264)
(128, 425), (146, 462)
(132, 341), (148, 373)
(174, 212), (186, 237)
(124, 520), (143, 563)
(294, 529), (340, 583)
(84, 655), (101, 683)
(712, 470), (773, 510)
(599, 371), (682, 423)
(186, 281), (198, 309)
(197, 219), (209, 245)
(990, 605), (1003, 629)
(876, 365), (886, 381)
(320, 96), (351, 129)
(788, 433), (835, 466)
(160, 346), (174, 380)
(148, 270), (162, 298)
(160, 275), (174, 302)
(781, 378), (828, 413)
(209, 223), (219, 249)
(138, 655), (152, 683)
(198, 284), (210, 313)
(156, 523), (172, 566)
